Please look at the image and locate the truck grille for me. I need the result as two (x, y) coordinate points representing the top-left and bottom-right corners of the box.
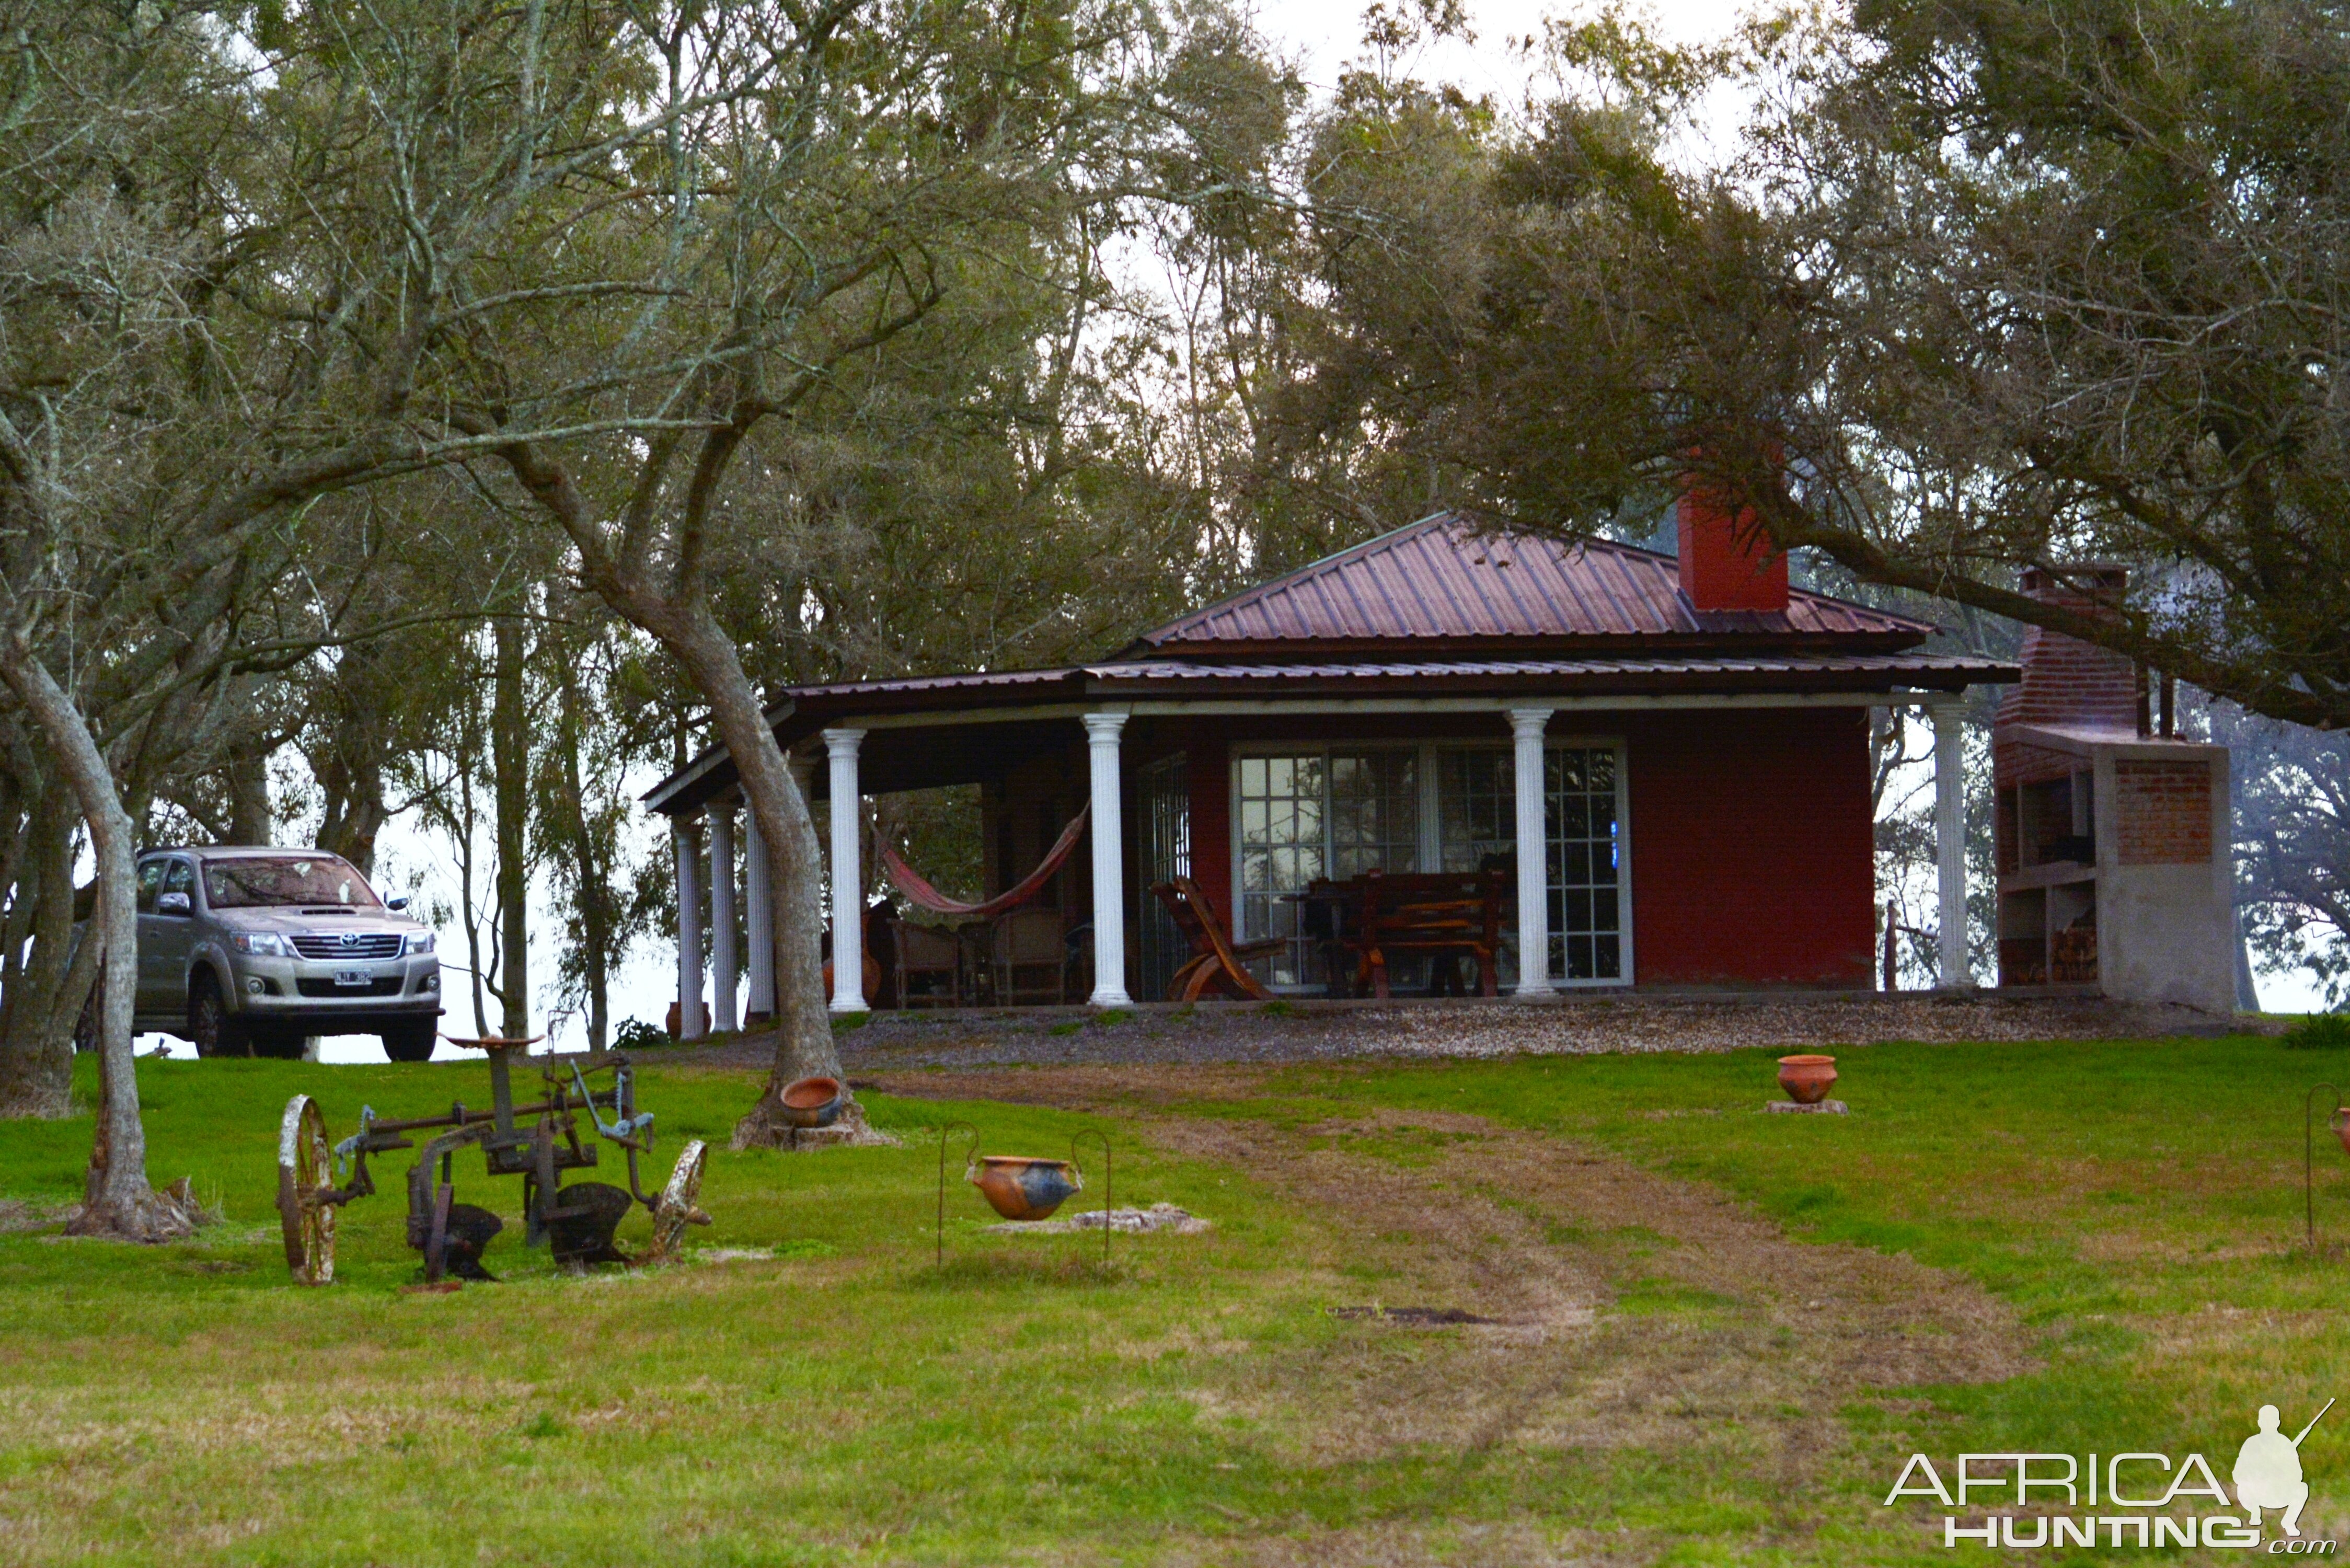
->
(295, 977), (406, 997)
(290, 933), (404, 960)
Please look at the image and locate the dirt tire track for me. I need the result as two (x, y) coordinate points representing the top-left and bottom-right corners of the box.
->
(874, 1066), (2030, 1566)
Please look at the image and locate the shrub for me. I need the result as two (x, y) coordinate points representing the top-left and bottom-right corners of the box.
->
(2284, 1013), (2350, 1050)
(612, 1016), (673, 1052)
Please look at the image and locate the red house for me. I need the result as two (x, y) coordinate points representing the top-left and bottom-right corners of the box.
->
(646, 512), (2013, 1026)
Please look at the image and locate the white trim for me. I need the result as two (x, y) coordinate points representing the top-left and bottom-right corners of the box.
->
(824, 729), (868, 1012)
(708, 805), (739, 1032)
(1083, 712), (1133, 1007)
(744, 808), (774, 1019)
(1135, 690), (1959, 717)
(674, 818), (705, 1039)
(1508, 709), (1557, 998)
(1933, 706), (1971, 990)
(781, 688), (1966, 737)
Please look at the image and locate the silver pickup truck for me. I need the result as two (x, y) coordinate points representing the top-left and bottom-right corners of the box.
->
(126, 846), (444, 1060)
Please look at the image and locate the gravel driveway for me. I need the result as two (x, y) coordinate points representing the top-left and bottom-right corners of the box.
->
(669, 992), (2267, 1074)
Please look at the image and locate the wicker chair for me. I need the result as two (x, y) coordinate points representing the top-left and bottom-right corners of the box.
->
(990, 907), (1068, 1005)
(893, 920), (963, 1008)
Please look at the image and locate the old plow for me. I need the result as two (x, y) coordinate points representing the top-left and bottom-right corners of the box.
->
(275, 1037), (709, 1286)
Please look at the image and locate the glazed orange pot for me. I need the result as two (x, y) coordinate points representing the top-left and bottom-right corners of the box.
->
(969, 1156), (1081, 1221)
(779, 1076), (844, 1129)
(1777, 1054), (1838, 1105)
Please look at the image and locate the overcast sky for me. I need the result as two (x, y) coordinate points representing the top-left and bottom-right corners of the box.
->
(1253, 0), (1750, 103)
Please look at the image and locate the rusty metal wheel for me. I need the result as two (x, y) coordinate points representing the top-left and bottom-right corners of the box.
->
(646, 1139), (709, 1263)
(277, 1094), (336, 1285)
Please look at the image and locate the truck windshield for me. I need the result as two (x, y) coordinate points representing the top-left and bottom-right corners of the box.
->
(202, 857), (380, 910)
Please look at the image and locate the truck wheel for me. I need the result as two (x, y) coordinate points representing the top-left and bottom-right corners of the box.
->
(189, 974), (251, 1059)
(381, 1022), (436, 1064)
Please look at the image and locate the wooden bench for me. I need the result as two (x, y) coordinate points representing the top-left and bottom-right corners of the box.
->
(1320, 868), (1508, 999)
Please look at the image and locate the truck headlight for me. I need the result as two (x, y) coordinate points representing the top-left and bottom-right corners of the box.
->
(232, 933), (288, 956)
(406, 932), (436, 956)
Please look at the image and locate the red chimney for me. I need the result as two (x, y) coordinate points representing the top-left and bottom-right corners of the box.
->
(1676, 476), (1789, 613)
(1993, 566), (2138, 735)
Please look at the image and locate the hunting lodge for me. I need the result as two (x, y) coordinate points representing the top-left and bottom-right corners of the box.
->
(645, 503), (2237, 1025)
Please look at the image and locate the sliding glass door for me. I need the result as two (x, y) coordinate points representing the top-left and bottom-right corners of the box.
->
(1232, 740), (1631, 990)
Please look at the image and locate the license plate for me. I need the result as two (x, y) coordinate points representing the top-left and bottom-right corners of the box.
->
(333, 969), (372, 987)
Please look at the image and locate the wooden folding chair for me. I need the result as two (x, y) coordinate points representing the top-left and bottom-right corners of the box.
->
(1150, 877), (1283, 1002)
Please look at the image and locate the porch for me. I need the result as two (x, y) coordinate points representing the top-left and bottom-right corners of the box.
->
(649, 688), (1989, 1033)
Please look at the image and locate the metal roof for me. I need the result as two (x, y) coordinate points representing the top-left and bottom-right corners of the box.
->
(1125, 514), (1932, 653)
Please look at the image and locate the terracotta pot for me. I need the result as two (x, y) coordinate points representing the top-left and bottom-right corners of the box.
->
(819, 956), (884, 1006)
(664, 997), (705, 1039)
(2331, 1107), (2350, 1157)
(1777, 1054), (1838, 1105)
(969, 1156), (1082, 1221)
(779, 1076), (844, 1129)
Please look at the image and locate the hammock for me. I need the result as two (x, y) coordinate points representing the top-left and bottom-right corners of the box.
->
(878, 804), (1090, 919)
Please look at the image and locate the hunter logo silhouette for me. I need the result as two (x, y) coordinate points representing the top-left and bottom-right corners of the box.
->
(2237, 1398), (2331, 1537)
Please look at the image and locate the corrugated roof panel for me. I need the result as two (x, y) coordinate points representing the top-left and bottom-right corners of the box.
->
(1133, 514), (1930, 647)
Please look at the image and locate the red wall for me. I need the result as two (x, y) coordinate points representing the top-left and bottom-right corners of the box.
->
(1622, 709), (1876, 987)
(1138, 708), (1876, 990)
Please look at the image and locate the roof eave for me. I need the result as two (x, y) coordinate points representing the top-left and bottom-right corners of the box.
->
(1126, 629), (1932, 660)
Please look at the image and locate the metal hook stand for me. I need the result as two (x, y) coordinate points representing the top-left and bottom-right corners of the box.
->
(2309, 1085), (2345, 1251)
(936, 1120), (979, 1270)
(1071, 1131), (1113, 1276)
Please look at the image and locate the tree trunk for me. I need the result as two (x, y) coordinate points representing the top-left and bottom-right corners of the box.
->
(0, 639), (195, 1239)
(492, 618), (531, 1039)
(554, 660), (611, 1051)
(0, 782), (80, 1119)
(652, 604), (844, 1142)
(482, 436), (850, 1142)
(225, 738), (271, 845)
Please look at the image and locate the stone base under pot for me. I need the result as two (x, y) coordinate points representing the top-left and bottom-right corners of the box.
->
(730, 1099), (903, 1151)
(1766, 1099), (1849, 1115)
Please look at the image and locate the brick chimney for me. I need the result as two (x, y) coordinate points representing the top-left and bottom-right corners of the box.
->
(1676, 477), (1789, 613)
(1992, 566), (2138, 735)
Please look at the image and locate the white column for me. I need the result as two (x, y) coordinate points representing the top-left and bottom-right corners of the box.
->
(1507, 707), (1557, 998)
(1083, 712), (1132, 1008)
(674, 817), (705, 1039)
(709, 804), (739, 1033)
(1933, 704), (1972, 989)
(744, 805), (774, 1023)
(824, 729), (868, 1013)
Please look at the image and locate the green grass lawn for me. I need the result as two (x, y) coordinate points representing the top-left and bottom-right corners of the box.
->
(0, 1035), (2342, 1564)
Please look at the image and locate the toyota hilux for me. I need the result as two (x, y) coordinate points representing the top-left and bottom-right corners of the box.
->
(129, 846), (443, 1060)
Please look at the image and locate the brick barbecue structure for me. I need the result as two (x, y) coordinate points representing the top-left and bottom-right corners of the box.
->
(647, 509), (2023, 1025)
(1991, 568), (2235, 1009)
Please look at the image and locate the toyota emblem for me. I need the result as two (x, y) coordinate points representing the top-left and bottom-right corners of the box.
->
(339, 932), (357, 949)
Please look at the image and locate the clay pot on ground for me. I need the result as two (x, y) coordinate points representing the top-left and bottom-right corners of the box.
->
(969, 1156), (1082, 1221)
(819, 954), (884, 1006)
(2331, 1106), (2350, 1156)
(1777, 1054), (1838, 1105)
(779, 1076), (845, 1128)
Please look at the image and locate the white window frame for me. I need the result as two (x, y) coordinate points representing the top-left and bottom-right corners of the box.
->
(1227, 734), (1633, 989)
